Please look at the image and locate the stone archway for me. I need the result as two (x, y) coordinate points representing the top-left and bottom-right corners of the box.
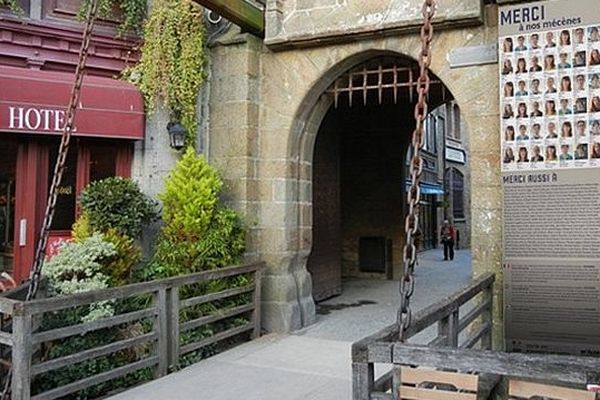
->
(256, 28), (501, 336)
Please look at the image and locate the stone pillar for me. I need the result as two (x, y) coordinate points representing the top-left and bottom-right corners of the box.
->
(208, 30), (262, 263)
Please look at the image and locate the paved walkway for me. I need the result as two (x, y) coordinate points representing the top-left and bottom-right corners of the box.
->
(109, 249), (472, 400)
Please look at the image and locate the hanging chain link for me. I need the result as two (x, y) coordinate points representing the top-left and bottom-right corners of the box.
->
(397, 0), (436, 342)
(1, 1), (98, 398)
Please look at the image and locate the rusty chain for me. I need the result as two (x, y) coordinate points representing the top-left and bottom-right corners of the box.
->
(1, 1), (98, 398)
(397, 0), (436, 342)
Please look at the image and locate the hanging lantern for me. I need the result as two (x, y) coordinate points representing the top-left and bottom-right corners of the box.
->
(167, 122), (186, 150)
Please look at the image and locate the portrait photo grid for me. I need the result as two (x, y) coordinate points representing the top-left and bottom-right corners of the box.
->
(500, 25), (600, 171)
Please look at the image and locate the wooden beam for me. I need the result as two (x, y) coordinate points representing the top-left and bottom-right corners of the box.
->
(194, 0), (264, 37)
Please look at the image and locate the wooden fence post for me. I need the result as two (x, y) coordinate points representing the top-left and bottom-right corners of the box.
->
(153, 288), (168, 378)
(167, 287), (180, 368)
(12, 311), (32, 400)
(352, 362), (374, 400)
(482, 283), (494, 350)
(252, 269), (262, 339)
(449, 309), (459, 348)
(437, 315), (450, 347)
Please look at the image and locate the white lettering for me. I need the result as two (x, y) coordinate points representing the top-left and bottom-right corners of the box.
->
(41, 109), (52, 131)
(25, 108), (41, 130)
(54, 110), (65, 131)
(8, 107), (24, 129)
(5, 106), (75, 133)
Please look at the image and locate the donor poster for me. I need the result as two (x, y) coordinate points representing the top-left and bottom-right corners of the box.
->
(499, 0), (600, 356)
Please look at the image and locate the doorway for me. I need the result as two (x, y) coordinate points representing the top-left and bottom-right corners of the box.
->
(307, 56), (452, 301)
(0, 136), (17, 274)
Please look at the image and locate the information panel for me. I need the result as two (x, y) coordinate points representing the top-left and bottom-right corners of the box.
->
(499, 0), (600, 356)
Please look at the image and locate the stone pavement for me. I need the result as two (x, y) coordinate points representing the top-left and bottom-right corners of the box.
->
(108, 249), (472, 400)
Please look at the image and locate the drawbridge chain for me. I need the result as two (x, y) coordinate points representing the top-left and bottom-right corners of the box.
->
(397, 0), (436, 342)
(1, 0), (99, 398)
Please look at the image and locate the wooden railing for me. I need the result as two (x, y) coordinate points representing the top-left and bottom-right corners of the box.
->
(0, 262), (263, 400)
(352, 272), (600, 400)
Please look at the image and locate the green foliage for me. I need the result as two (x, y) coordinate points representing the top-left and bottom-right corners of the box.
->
(0, 0), (24, 14)
(161, 147), (221, 239)
(80, 177), (158, 239)
(124, 0), (207, 145)
(143, 147), (246, 280)
(33, 326), (154, 399)
(72, 212), (93, 242)
(103, 229), (142, 286)
(78, 0), (147, 36)
(44, 234), (116, 322)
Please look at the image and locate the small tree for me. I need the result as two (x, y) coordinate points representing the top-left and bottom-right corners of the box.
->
(80, 177), (158, 239)
(144, 147), (245, 279)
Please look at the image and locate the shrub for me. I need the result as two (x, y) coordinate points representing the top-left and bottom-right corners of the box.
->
(44, 233), (116, 322)
(79, 177), (158, 239)
(144, 147), (245, 279)
(103, 229), (142, 286)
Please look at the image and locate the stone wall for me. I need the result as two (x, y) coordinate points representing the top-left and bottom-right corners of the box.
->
(208, 3), (503, 345)
(265, 0), (483, 48)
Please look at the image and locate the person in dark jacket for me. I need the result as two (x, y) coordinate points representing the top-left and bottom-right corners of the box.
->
(440, 220), (456, 261)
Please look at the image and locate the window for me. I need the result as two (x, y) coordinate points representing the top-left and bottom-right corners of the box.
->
(445, 168), (465, 220)
(453, 104), (461, 140)
(423, 114), (438, 154)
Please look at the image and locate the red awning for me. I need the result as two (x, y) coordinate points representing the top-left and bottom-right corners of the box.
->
(0, 66), (144, 140)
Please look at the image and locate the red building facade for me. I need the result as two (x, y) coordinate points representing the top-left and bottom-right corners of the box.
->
(0, 1), (145, 281)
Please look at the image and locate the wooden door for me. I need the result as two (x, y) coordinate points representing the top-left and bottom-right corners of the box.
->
(308, 128), (342, 301)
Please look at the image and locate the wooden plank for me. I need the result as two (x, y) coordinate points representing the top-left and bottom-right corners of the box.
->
(153, 289), (168, 378)
(24, 263), (263, 315)
(0, 330), (12, 346)
(179, 284), (255, 309)
(31, 332), (157, 376)
(180, 303), (254, 332)
(370, 393), (393, 400)
(458, 301), (490, 332)
(252, 269), (261, 339)
(404, 274), (494, 339)
(392, 366), (401, 400)
(179, 323), (254, 355)
(193, 0), (264, 37)
(393, 344), (600, 385)
(366, 342), (394, 363)
(353, 324), (399, 363)
(352, 362), (374, 400)
(400, 367), (479, 391)
(373, 369), (394, 393)
(427, 335), (447, 347)
(481, 286), (493, 350)
(31, 356), (158, 400)
(167, 287), (180, 368)
(11, 314), (32, 400)
(509, 379), (595, 400)
(459, 323), (490, 350)
(399, 386), (476, 400)
(0, 297), (19, 314)
(32, 308), (156, 344)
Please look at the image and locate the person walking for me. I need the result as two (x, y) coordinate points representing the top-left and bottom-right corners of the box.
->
(440, 220), (456, 261)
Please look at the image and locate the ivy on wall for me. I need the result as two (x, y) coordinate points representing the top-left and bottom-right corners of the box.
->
(79, 0), (147, 36)
(0, 0), (23, 14)
(3, 0), (208, 147)
(125, 0), (207, 146)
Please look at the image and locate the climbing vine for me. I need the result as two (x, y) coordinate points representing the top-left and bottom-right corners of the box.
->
(78, 0), (147, 36)
(0, 0), (24, 14)
(124, 0), (207, 146)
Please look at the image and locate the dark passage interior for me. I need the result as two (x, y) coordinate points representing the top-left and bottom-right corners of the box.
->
(308, 103), (413, 301)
